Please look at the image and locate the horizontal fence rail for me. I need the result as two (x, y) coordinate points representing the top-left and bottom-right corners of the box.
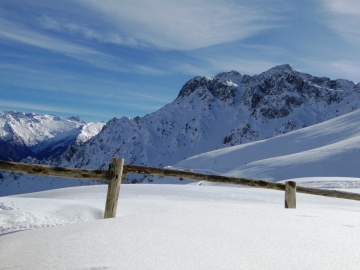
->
(0, 159), (120, 218)
(124, 164), (360, 203)
(1, 159), (360, 216)
(0, 160), (110, 181)
(124, 164), (286, 190)
(296, 186), (360, 201)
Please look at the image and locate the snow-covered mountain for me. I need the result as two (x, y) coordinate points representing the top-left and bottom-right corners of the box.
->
(1, 64), (360, 196)
(55, 64), (360, 170)
(0, 111), (105, 161)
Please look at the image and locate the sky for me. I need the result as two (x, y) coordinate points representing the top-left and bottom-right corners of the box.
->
(1, 0), (360, 123)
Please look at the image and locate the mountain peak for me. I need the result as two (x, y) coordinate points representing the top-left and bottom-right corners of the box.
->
(215, 70), (241, 81)
(261, 64), (296, 77)
(176, 76), (211, 99)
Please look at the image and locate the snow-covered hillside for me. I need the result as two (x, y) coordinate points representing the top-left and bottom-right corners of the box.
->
(1, 183), (360, 269)
(54, 64), (360, 171)
(0, 111), (104, 161)
(172, 108), (360, 182)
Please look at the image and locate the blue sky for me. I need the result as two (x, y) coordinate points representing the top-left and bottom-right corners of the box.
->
(1, 0), (360, 123)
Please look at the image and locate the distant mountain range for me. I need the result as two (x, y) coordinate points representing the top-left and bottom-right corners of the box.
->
(0, 112), (104, 161)
(1, 64), (360, 195)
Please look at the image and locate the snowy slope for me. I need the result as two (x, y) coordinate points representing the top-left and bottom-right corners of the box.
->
(1, 184), (360, 269)
(0, 111), (104, 161)
(172, 108), (360, 182)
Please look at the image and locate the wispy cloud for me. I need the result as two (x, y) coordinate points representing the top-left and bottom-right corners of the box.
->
(298, 59), (360, 83)
(130, 92), (172, 103)
(133, 65), (167, 75)
(174, 59), (280, 78)
(75, 0), (286, 50)
(166, 43), (287, 76)
(327, 61), (360, 82)
(0, 100), (110, 118)
(0, 63), (114, 94)
(40, 16), (139, 46)
(104, 93), (113, 99)
(323, 0), (360, 15)
(0, 18), (127, 72)
(320, 0), (360, 45)
(0, 17), (175, 76)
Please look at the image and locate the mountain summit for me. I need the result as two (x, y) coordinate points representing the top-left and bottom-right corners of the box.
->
(57, 64), (360, 170)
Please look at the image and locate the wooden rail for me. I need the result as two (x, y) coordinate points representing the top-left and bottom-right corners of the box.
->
(0, 160), (110, 180)
(1, 159), (360, 216)
(0, 159), (120, 219)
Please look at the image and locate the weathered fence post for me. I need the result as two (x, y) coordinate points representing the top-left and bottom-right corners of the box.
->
(285, 181), (296, 208)
(104, 158), (124, 218)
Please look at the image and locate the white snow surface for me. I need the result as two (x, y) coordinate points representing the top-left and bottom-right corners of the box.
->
(76, 122), (106, 144)
(172, 108), (360, 182)
(1, 182), (360, 269)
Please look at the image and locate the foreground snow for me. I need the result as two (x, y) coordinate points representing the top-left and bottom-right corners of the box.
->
(1, 181), (360, 269)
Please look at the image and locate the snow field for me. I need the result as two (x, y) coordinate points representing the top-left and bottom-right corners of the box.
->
(1, 183), (360, 269)
(173, 109), (360, 181)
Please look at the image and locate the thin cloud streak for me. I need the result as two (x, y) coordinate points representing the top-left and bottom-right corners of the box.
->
(104, 93), (113, 99)
(40, 16), (139, 46)
(170, 43), (286, 76)
(0, 64), (110, 95)
(298, 59), (360, 83)
(0, 18), (171, 76)
(75, 0), (286, 50)
(0, 18), (127, 72)
(130, 92), (172, 103)
(323, 0), (360, 15)
(0, 100), (110, 118)
(320, 0), (360, 45)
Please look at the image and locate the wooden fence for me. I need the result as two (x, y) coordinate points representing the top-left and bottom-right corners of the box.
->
(1, 158), (360, 218)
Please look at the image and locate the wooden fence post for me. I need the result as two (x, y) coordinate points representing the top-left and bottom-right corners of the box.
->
(104, 158), (124, 218)
(285, 181), (296, 209)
